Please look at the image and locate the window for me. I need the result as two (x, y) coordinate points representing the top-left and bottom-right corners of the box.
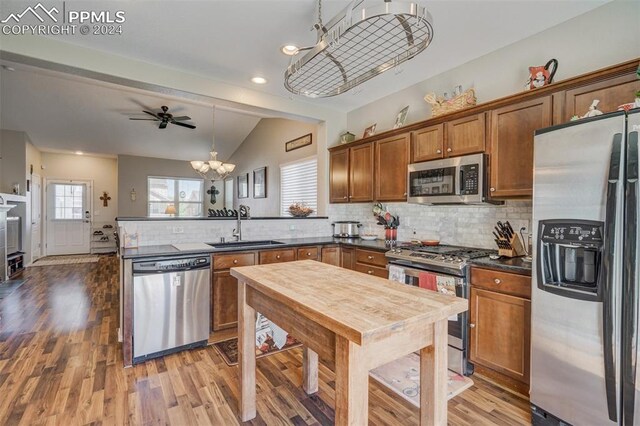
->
(280, 157), (317, 216)
(148, 177), (204, 217)
(54, 184), (84, 219)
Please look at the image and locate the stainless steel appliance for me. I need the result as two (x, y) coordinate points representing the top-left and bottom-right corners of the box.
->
(386, 244), (495, 375)
(407, 153), (501, 205)
(132, 254), (211, 364)
(332, 221), (362, 238)
(530, 110), (640, 425)
(6, 216), (21, 255)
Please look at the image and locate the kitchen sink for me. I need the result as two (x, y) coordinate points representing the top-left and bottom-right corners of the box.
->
(206, 240), (285, 249)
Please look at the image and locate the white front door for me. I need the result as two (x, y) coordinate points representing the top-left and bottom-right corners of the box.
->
(31, 175), (43, 260)
(46, 181), (91, 255)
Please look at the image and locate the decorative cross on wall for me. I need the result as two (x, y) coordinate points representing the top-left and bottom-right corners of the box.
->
(207, 184), (220, 204)
(100, 191), (111, 207)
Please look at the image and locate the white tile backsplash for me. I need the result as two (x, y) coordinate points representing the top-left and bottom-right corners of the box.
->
(119, 201), (532, 250)
(327, 201), (532, 249)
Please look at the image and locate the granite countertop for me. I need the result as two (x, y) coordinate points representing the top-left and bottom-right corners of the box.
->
(121, 236), (392, 259)
(470, 255), (532, 276)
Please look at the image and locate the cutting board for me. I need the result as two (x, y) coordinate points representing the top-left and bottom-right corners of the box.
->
(171, 243), (212, 252)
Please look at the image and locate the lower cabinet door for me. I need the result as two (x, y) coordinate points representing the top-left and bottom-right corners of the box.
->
(321, 246), (341, 266)
(212, 270), (238, 331)
(469, 287), (531, 384)
(340, 247), (355, 270)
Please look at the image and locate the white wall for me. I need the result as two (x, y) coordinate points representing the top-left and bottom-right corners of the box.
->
(346, 0), (640, 138)
(117, 154), (223, 217)
(226, 118), (318, 217)
(41, 152), (118, 223)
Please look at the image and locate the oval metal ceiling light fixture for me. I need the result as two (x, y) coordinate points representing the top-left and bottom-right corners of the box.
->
(251, 76), (268, 84)
(284, 0), (434, 98)
(281, 44), (300, 56)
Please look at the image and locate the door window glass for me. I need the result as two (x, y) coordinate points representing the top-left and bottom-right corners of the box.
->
(54, 184), (84, 219)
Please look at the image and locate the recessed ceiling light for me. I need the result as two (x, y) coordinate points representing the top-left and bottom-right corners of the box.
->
(251, 76), (267, 85)
(75, 151), (83, 155)
(281, 44), (299, 56)
(1, 65), (15, 72)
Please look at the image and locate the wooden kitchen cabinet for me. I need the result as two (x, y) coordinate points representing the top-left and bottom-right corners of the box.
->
(321, 246), (341, 266)
(375, 133), (410, 201)
(297, 246), (319, 261)
(349, 143), (374, 202)
(329, 143), (374, 203)
(445, 113), (485, 157)
(354, 248), (388, 278)
(411, 124), (444, 163)
(329, 148), (350, 203)
(489, 96), (552, 198)
(212, 270), (238, 331)
(560, 73), (640, 122)
(259, 248), (296, 264)
(470, 267), (531, 394)
(340, 247), (355, 270)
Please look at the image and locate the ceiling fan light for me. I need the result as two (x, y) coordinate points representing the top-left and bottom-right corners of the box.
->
(209, 160), (222, 169)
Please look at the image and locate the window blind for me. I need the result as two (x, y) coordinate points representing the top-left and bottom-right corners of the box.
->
(280, 157), (317, 216)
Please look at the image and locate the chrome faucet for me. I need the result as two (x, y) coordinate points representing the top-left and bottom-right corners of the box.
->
(232, 205), (250, 241)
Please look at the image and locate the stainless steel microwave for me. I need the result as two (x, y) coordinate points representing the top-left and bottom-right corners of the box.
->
(407, 153), (500, 205)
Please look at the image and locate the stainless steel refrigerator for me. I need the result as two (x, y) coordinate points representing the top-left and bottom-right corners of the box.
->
(530, 109), (639, 425)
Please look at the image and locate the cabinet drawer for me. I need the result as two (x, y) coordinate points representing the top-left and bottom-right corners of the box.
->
(471, 267), (531, 298)
(213, 252), (256, 269)
(355, 263), (388, 278)
(259, 248), (296, 264)
(355, 249), (387, 268)
(297, 246), (319, 261)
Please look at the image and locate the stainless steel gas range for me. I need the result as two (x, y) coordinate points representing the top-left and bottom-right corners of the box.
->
(385, 244), (495, 376)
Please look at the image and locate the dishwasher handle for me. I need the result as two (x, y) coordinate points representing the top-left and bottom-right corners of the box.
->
(133, 256), (211, 274)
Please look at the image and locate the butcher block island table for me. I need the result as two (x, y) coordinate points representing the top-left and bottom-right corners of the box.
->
(230, 260), (468, 425)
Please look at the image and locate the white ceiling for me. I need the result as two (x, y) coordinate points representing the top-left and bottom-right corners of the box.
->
(0, 0), (610, 159)
(38, 0), (609, 111)
(0, 64), (262, 160)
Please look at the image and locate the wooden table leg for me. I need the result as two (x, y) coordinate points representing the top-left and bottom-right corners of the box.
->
(238, 281), (257, 422)
(334, 335), (368, 425)
(303, 347), (319, 394)
(420, 319), (448, 426)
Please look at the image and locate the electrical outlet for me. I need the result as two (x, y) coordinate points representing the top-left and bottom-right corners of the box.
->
(289, 224), (296, 231)
(172, 226), (184, 234)
(512, 220), (530, 235)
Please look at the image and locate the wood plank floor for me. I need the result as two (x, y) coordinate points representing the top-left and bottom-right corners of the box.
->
(0, 255), (532, 425)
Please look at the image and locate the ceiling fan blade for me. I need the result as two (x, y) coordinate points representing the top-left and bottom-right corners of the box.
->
(171, 116), (191, 121)
(129, 118), (159, 121)
(143, 110), (161, 119)
(159, 121), (168, 129)
(171, 121), (196, 129)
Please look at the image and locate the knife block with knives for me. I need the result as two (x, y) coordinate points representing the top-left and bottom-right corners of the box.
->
(493, 221), (526, 257)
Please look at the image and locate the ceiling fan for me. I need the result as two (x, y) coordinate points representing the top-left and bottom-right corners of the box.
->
(129, 105), (196, 129)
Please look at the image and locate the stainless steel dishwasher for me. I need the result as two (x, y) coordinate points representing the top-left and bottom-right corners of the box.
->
(132, 254), (210, 364)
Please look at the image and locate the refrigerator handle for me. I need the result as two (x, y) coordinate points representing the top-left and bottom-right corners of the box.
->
(602, 133), (623, 422)
(622, 131), (638, 425)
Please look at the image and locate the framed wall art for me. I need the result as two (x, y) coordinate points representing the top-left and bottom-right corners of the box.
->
(363, 124), (376, 138)
(253, 167), (267, 198)
(237, 173), (249, 199)
(285, 133), (312, 152)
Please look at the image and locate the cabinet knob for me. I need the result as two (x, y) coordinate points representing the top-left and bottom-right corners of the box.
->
(494, 278), (501, 284)
(343, 196), (348, 199)
(490, 187), (496, 192)
(403, 192), (407, 196)
(276, 255), (281, 259)
(367, 255), (374, 260)
(233, 259), (238, 264)
(348, 195), (352, 198)
(436, 149), (442, 154)
(367, 270), (373, 275)
(447, 148), (452, 152)
(470, 323), (476, 328)
(306, 252), (312, 256)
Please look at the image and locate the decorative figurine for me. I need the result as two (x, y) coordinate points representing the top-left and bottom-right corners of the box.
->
(524, 59), (558, 90)
(581, 100), (604, 118)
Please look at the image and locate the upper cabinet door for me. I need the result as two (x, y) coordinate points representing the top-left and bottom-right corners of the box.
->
(329, 148), (350, 203)
(411, 124), (444, 163)
(375, 134), (410, 202)
(490, 96), (552, 199)
(349, 143), (374, 202)
(445, 113), (486, 157)
(561, 74), (640, 122)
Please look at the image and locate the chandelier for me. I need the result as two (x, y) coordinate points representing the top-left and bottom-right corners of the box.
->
(190, 108), (236, 181)
(284, 0), (434, 98)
